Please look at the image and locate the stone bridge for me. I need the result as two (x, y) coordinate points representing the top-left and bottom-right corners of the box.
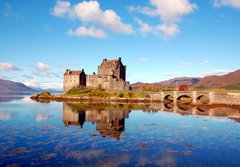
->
(149, 91), (240, 105)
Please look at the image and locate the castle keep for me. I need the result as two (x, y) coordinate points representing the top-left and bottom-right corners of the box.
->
(63, 58), (129, 93)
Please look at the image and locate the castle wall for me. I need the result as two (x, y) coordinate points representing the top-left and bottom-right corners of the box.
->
(63, 75), (80, 93)
(86, 75), (129, 91)
(63, 58), (129, 92)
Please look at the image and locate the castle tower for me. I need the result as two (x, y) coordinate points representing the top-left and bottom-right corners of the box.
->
(98, 57), (126, 81)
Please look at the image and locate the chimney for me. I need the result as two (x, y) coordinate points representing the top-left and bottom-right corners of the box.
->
(66, 69), (70, 75)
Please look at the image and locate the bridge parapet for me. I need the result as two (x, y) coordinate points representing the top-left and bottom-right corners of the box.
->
(149, 91), (240, 105)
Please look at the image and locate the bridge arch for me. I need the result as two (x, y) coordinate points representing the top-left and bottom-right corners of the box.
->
(177, 95), (193, 104)
(196, 95), (210, 104)
(163, 95), (174, 102)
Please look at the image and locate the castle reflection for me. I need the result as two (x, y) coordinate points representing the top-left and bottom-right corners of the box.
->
(63, 102), (131, 140)
(62, 102), (240, 140)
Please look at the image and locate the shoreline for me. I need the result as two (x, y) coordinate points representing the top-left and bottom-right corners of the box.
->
(31, 95), (240, 109)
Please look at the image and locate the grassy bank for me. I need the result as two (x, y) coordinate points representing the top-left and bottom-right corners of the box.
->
(63, 86), (149, 99)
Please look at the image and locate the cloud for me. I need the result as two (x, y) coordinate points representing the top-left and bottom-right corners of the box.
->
(36, 62), (50, 72)
(200, 69), (230, 77)
(162, 72), (175, 76)
(213, 0), (240, 9)
(68, 26), (107, 38)
(148, 0), (197, 22)
(129, 0), (196, 38)
(139, 57), (150, 62)
(159, 23), (180, 38)
(23, 80), (63, 90)
(201, 60), (210, 65)
(51, 0), (71, 17)
(0, 62), (21, 71)
(35, 113), (50, 122)
(135, 18), (180, 38)
(180, 61), (193, 66)
(3, 3), (23, 19)
(128, 0), (197, 22)
(22, 74), (34, 79)
(0, 112), (16, 121)
(127, 6), (157, 17)
(52, 0), (134, 37)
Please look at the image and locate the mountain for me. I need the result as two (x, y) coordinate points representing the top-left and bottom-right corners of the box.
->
(0, 79), (36, 95)
(193, 69), (240, 88)
(131, 69), (240, 90)
(156, 77), (200, 87)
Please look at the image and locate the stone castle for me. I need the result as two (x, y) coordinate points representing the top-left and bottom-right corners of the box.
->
(63, 57), (129, 93)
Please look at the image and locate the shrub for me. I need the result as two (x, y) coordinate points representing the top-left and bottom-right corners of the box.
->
(40, 91), (51, 97)
(118, 92), (124, 98)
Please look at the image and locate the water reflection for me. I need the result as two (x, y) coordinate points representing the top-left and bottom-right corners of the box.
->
(1, 100), (240, 166)
(0, 96), (24, 102)
(63, 102), (131, 139)
(63, 102), (240, 141)
(150, 102), (240, 123)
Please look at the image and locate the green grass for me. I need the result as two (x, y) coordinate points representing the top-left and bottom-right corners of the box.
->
(40, 91), (52, 97)
(64, 86), (148, 99)
(67, 102), (150, 111)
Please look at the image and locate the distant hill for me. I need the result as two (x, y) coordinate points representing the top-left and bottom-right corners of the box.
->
(131, 69), (240, 90)
(156, 77), (200, 87)
(193, 69), (240, 88)
(0, 79), (36, 95)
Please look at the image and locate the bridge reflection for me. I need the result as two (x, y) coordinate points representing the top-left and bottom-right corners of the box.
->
(150, 102), (240, 119)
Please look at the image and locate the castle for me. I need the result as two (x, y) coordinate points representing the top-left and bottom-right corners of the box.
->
(63, 57), (129, 93)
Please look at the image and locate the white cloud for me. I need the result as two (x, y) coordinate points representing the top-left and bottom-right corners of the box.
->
(213, 0), (240, 9)
(0, 112), (16, 121)
(0, 62), (20, 71)
(127, 6), (157, 17)
(4, 3), (23, 19)
(129, 0), (196, 38)
(128, 0), (197, 22)
(22, 74), (34, 79)
(36, 62), (50, 72)
(149, 0), (197, 22)
(23, 80), (63, 90)
(135, 18), (155, 34)
(135, 18), (179, 38)
(52, 0), (134, 36)
(159, 23), (180, 38)
(162, 72), (175, 76)
(36, 113), (50, 122)
(68, 26), (107, 38)
(201, 60), (210, 65)
(200, 70), (230, 77)
(139, 57), (150, 62)
(51, 0), (71, 17)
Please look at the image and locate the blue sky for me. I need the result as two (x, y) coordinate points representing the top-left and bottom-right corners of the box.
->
(0, 0), (240, 89)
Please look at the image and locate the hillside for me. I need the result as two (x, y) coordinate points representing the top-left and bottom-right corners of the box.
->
(0, 79), (36, 95)
(193, 69), (240, 88)
(156, 77), (200, 87)
(131, 69), (240, 90)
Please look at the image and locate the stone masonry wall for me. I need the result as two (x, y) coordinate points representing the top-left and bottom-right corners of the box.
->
(63, 75), (80, 93)
(86, 75), (129, 91)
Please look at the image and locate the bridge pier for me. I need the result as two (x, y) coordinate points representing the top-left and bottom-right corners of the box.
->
(192, 91), (197, 105)
(209, 92), (215, 105)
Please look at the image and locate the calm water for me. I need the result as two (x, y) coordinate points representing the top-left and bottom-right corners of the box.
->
(1, 96), (240, 166)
